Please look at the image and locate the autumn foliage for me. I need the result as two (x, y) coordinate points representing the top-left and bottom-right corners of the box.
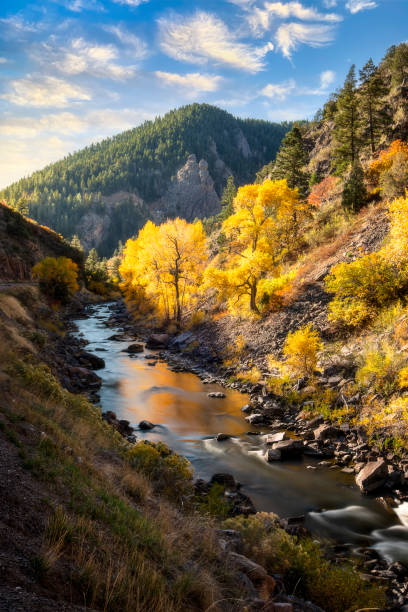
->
(205, 179), (308, 316)
(283, 325), (323, 377)
(33, 256), (79, 303)
(120, 218), (207, 324)
(307, 176), (339, 208)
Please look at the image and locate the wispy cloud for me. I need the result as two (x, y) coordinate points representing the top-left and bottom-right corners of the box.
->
(112, 0), (149, 6)
(2, 75), (91, 107)
(158, 11), (274, 73)
(260, 79), (296, 99)
(155, 71), (223, 95)
(275, 22), (335, 58)
(323, 0), (337, 7)
(0, 57), (8, 64)
(0, 14), (42, 35)
(104, 24), (148, 59)
(60, 0), (104, 12)
(36, 37), (138, 80)
(260, 70), (335, 99)
(248, 1), (342, 36)
(345, 0), (377, 13)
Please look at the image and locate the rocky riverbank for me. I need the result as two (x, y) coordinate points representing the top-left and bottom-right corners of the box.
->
(100, 299), (408, 609)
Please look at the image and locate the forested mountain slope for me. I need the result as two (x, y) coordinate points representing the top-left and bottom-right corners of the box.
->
(1, 104), (289, 255)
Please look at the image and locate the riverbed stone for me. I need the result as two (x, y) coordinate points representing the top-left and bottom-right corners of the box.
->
(245, 413), (265, 425)
(124, 343), (144, 354)
(227, 552), (267, 581)
(356, 459), (388, 492)
(216, 433), (230, 441)
(272, 439), (304, 459)
(146, 333), (170, 349)
(264, 432), (287, 445)
(264, 448), (282, 462)
(313, 424), (341, 441)
(139, 420), (155, 430)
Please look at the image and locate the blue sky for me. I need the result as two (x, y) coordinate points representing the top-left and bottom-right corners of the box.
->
(0, 0), (407, 188)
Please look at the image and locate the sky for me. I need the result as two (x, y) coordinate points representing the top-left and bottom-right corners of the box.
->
(0, 0), (407, 189)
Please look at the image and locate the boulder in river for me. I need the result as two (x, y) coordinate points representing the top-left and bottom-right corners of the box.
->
(208, 391), (226, 399)
(216, 433), (230, 441)
(264, 432), (287, 445)
(139, 420), (155, 430)
(264, 448), (282, 462)
(245, 413), (265, 425)
(356, 458), (388, 492)
(124, 343), (144, 354)
(210, 473), (237, 490)
(272, 439), (304, 459)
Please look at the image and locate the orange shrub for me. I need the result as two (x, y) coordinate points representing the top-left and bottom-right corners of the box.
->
(368, 140), (408, 180)
(308, 176), (339, 208)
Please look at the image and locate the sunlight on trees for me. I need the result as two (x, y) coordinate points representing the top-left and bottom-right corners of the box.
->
(33, 257), (79, 303)
(283, 324), (323, 378)
(120, 218), (208, 324)
(205, 179), (308, 316)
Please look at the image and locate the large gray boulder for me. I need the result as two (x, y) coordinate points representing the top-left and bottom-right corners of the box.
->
(272, 439), (304, 459)
(356, 459), (388, 492)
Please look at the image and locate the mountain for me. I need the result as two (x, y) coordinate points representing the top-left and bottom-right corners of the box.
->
(1, 104), (290, 256)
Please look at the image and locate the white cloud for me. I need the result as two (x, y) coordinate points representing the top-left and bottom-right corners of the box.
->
(260, 79), (296, 99)
(319, 69), (335, 89)
(323, 0), (337, 7)
(275, 22), (335, 58)
(0, 57), (7, 64)
(61, 0), (104, 12)
(248, 1), (342, 36)
(112, 0), (149, 6)
(2, 75), (91, 107)
(104, 25), (148, 59)
(0, 14), (41, 35)
(345, 0), (377, 13)
(155, 71), (223, 95)
(38, 37), (137, 80)
(158, 11), (273, 73)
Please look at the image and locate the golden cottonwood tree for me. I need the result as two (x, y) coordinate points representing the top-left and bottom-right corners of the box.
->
(205, 179), (306, 315)
(120, 218), (208, 323)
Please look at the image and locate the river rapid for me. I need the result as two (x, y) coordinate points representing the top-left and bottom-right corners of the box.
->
(74, 302), (408, 566)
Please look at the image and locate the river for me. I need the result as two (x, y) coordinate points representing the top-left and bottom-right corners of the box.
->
(74, 302), (408, 565)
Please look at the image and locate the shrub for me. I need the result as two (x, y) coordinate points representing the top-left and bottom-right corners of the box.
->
(283, 324), (323, 377)
(356, 342), (407, 394)
(308, 176), (339, 208)
(224, 513), (385, 612)
(379, 151), (408, 201)
(33, 257), (78, 303)
(325, 252), (406, 327)
(237, 366), (262, 384)
(127, 441), (193, 503)
(368, 140), (408, 193)
(383, 194), (408, 264)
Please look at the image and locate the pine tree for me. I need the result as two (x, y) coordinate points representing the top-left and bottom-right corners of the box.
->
(218, 176), (237, 221)
(70, 234), (83, 251)
(359, 58), (390, 153)
(270, 126), (310, 198)
(333, 65), (361, 173)
(341, 161), (367, 213)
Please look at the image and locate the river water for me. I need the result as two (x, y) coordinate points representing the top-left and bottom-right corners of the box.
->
(74, 302), (408, 564)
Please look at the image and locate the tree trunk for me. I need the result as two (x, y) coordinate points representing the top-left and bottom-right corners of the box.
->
(250, 282), (260, 314)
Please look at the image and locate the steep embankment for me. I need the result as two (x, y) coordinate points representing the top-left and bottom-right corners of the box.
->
(0, 104), (289, 255)
(0, 202), (83, 281)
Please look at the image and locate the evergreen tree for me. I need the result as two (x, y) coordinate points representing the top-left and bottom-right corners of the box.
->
(218, 176), (237, 221)
(270, 126), (310, 198)
(333, 65), (362, 173)
(359, 59), (390, 153)
(341, 161), (367, 213)
(390, 43), (408, 88)
(70, 234), (83, 251)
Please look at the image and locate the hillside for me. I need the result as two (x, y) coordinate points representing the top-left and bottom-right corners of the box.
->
(0, 202), (84, 282)
(1, 104), (289, 256)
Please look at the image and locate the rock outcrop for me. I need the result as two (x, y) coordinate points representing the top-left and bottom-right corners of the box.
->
(155, 155), (221, 222)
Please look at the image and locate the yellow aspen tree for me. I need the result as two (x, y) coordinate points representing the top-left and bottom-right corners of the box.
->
(120, 218), (208, 323)
(205, 179), (306, 316)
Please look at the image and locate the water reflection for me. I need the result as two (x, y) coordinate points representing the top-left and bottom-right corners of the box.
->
(74, 303), (408, 563)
